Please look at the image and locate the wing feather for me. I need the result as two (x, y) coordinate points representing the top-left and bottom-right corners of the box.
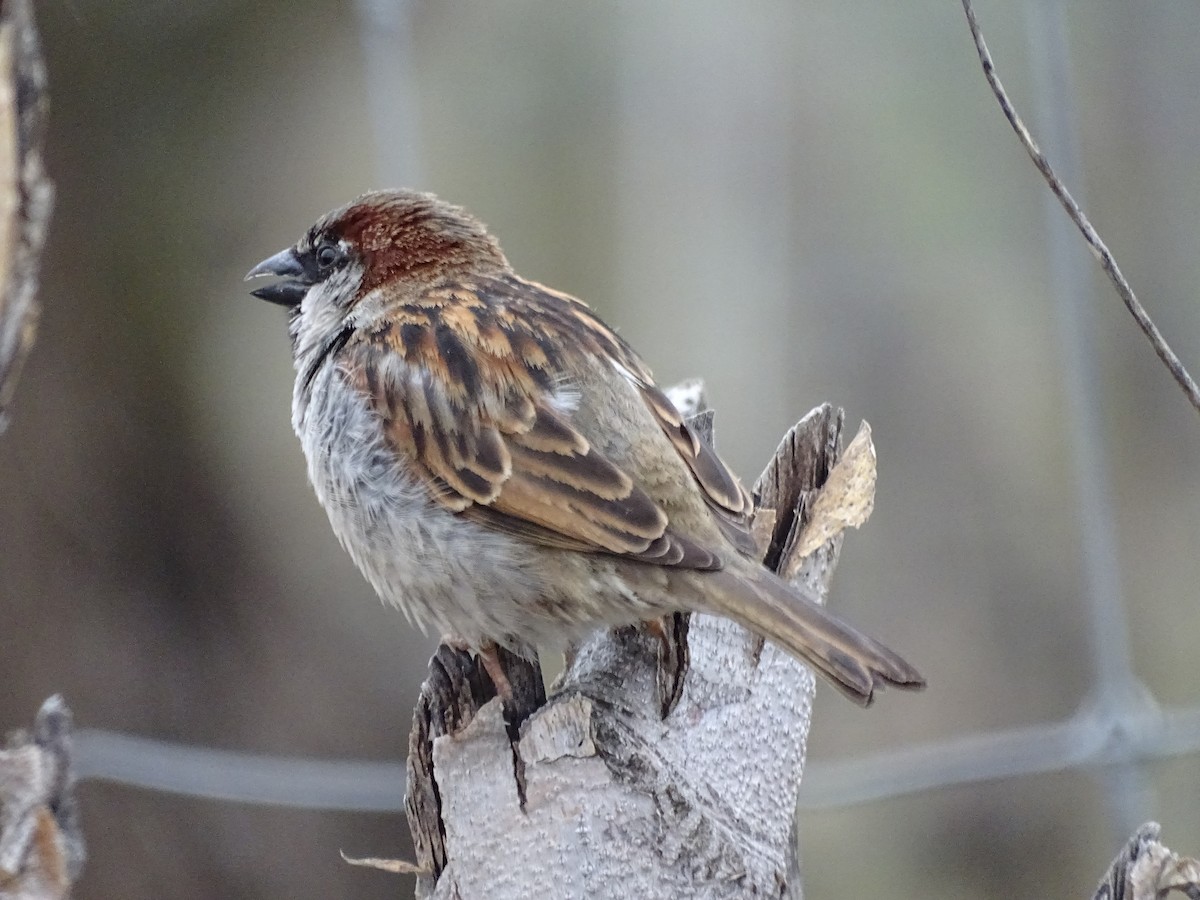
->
(338, 275), (748, 570)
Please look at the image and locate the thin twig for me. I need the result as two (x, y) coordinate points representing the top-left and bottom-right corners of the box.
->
(960, 0), (1200, 416)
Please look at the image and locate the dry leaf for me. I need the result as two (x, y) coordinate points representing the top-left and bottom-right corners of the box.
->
(794, 421), (876, 559)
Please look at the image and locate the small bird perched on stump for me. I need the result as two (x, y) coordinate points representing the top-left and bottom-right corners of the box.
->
(247, 189), (924, 706)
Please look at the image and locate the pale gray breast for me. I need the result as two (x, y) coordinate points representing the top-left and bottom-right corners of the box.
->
(291, 352), (548, 642)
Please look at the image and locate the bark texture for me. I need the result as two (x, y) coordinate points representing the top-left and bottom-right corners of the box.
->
(406, 396), (853, 899)
(0, 5), (68, 897)
(1091, 823), (1200, 900)
(0, 0), (50, 432)
(0, 698), (83, 900)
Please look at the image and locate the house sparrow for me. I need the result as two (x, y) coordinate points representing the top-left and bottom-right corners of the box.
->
(246, 189), (924, 706)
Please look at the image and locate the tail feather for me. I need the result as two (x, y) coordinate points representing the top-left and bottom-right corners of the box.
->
(704, 567), (925, 706)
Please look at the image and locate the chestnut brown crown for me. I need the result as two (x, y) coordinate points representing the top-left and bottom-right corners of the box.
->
(246, 191), (509, 308)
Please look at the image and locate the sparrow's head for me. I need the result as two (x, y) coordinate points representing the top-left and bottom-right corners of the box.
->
(245, 189), (509, 315)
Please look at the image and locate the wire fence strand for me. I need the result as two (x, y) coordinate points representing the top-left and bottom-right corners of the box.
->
(75, 729), (405, 812)
(1019, 0), (1151, 838)
(70, 698), (1200, 813)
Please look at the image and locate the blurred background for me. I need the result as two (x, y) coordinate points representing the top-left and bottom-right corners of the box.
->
(1, 1), (1199, 897)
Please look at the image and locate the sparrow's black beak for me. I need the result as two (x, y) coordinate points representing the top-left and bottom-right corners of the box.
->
(245, 248), (313, 307)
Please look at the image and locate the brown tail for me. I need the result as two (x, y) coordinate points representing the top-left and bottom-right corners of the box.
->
(704, 567), (925, 706)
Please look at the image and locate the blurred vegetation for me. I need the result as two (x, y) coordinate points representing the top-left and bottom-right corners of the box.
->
(0, 1), (1198, 897)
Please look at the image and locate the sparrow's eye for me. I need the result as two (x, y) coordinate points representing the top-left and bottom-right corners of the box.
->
(315, 242), (343, 271)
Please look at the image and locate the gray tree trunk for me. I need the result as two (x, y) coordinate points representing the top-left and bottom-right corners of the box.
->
(405, 395), (855, 899)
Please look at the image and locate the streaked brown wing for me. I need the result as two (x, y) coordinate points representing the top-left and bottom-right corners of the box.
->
(510, 276), (757, 555)
(339, 277), (722, 570)
(631, 377), (758, 556)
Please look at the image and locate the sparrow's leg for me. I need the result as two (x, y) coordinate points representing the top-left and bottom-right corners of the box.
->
(642, 614), (690, 718)
(476, 640), (514, 705)
(438, 634), (514, 704)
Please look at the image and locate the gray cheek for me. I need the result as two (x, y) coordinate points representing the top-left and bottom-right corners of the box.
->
(288, 264), (367, 370)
